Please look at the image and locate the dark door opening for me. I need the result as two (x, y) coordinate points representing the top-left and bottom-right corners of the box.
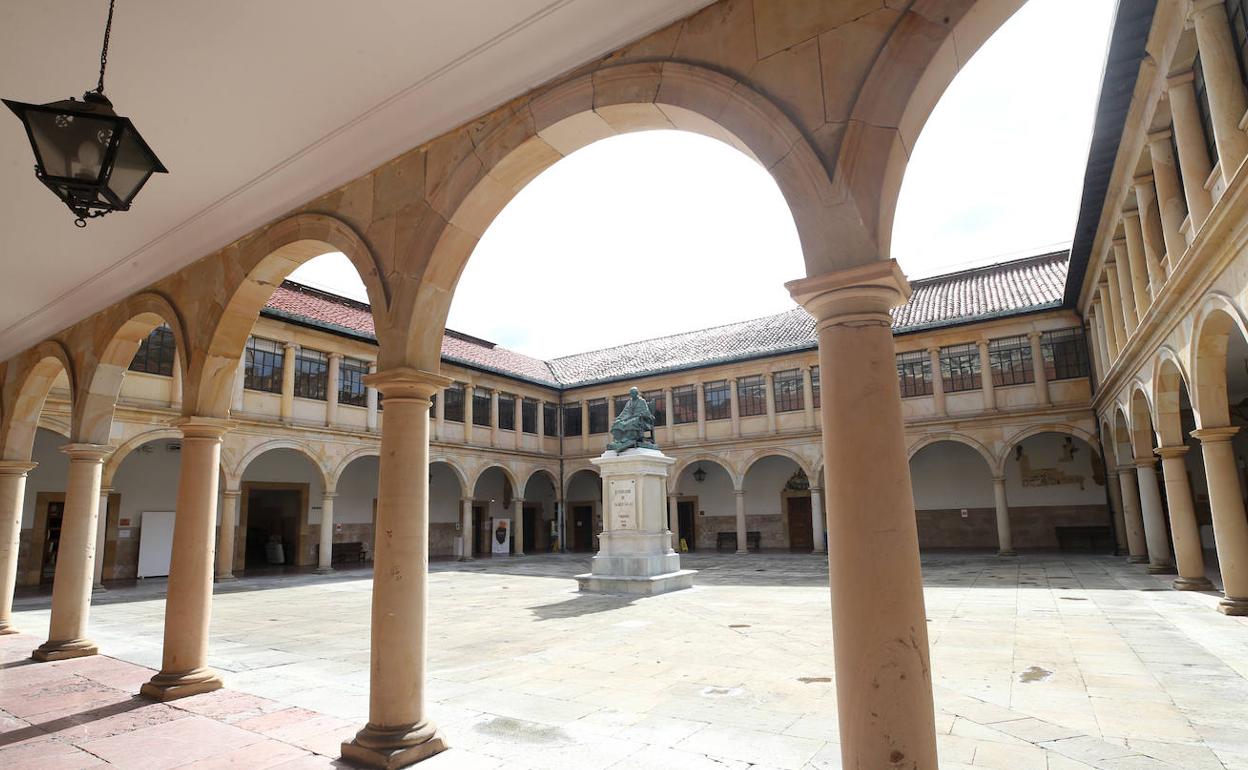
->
(677, 500), (696, 552)
(473, 505), (489, 556)
(523, 504), (539, 553)
(244, 487), (301, 569)
(571, 505), (594, 552)
(787, 495), (814, 551)
(41, 500), (65, 584)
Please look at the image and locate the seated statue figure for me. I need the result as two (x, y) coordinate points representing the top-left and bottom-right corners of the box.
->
(607, 387), (658, 452)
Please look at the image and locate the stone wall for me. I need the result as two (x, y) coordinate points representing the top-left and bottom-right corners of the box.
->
(917, 505), (1111, 550)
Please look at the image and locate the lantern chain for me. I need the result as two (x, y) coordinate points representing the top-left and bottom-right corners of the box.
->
(93, 0), (116, 96)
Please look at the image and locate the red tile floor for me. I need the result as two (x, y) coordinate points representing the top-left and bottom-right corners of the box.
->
(0, 633), (354, 769)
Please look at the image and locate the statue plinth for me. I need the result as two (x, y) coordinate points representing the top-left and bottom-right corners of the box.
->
(576, 448), (696, 595)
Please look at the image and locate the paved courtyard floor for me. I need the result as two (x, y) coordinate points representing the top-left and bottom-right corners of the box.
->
(5, 552), (1248, 769)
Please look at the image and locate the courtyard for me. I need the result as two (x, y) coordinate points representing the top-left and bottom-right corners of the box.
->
(4, 553), (1248, 769)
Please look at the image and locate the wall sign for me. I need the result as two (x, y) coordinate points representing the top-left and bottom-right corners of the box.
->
(610, 479), (636, 530)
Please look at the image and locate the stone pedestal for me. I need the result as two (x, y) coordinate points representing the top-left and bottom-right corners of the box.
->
(576, 449), (694, 595)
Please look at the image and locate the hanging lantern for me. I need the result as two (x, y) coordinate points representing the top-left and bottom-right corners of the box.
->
(693, 464), (707, 483)
(4, 0), (167, 227)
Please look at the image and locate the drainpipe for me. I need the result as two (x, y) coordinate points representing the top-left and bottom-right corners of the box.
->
(558, 391), (566, 553)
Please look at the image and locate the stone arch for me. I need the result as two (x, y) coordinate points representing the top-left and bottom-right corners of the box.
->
(428, 454), (470, 497)
(741, 448), (815, 482)
(1190, 292), (1248, 429)
(1099, 415), (1119, 468)
(102, 428), (185, 488)
(997, 423), (1102, 476)
(522, 466), (560, 499)
(230, 439), (331, 493)
(76, 292), (188, 446)
(562, 463), (600, 499)
(670, 453), (742, 491)
(1152, 348), (1191, 447)
(907, 433), (996, 474)
(1, 340), (75, 461)
(1111, 406), (1134, 465)
(188, 213), (389, 420)
(1128, 383), (1158, 459)
(471, 464), (522, 497)
(37, 414), (72, 440)
(327, 446), (382, 491)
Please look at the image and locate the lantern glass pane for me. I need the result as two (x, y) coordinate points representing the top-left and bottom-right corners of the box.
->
(108, 124), (156, 204)
(26, 107), (115, 183)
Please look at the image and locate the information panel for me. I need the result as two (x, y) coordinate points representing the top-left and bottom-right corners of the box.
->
(610, 479), (637, 530)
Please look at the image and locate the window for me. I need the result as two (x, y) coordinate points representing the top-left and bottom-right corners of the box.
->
(473, 388), (492, 427)
(588, 398), (609, 434)
(544, 401), (559, 436)
(498, 393), (516, 431)
(704, 380), (730, 420)
(563, 402), (582, 436)
(737, 375), (766, 416)
(128, 325), (175, 376)
(811, 366), (820, 409)
(1194, 54), (1219, 167)
(896, 350), (932, 398)
(1041, 328), (1090, 381)
(339, 357), (368, 407)
(443, 383), (465, 422)
(1228, 0), (1248, 83)
(613, 394), (630, 418)
(671, 385), (697, 424)
(244, 337), (284, 393)
(644, 389), (665, 427)
(293, 349), (328, 401)
(773, 369), (803, 412)
(940, 343), (981, 393)
(988, 336), (1033, 387)
(522, 398), (538, 434)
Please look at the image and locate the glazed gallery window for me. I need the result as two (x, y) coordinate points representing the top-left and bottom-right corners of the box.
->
(243, 337), (284, 394)
(988, 336), (1033, 386)
(128, 324), (175, 376)
(563, 402), (582, 436)
(339, 357), (369, 407)
(588, 398), (609, 434)
(498, 393), (516, 431)
(737, 375), (766, 416)
(472, 388), (492, 427)
(443, 383), (465, 422)
(1194, 55), (1219, 166)
(293, 349), (329, 401)
(940, 343), (981, 393)
(644, 389), (666, 427)
(671, 385), (697, 424)
(613, 394), (631, 418)
(522, 399), (538, 434)
(773, 369), (803, 412)
(544, 401), (559, 436)
(896, 350), (932, 398)
(704, 380), (730, 420)
(1041, 328), (1090, 381)
(811, 366), (820, 408)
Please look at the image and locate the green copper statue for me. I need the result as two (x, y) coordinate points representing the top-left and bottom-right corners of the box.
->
(607, 387), (658, 452)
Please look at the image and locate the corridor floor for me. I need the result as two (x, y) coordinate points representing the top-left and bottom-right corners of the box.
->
(5, 553), (1248, 769)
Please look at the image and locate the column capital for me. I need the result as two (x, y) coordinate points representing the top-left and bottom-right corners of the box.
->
(59, 443), (115, 462)
(1133, 173), (1155, 187)
(1111, 236), (1127, 248)
(785, 260), (910, 328)
(328, 351), (344, 362)
(1167, 69), (1195, 88)
(0, 460), (37, 475)
(1116, 464), (1137, 474)
(1133, 457), (1157, 470)
(283, 341), (300, 352)
(460, 497), (474, 505)
(992, 475), (1007, 484)
(1191, 426), (1240, 443)
(322, 492), (338, 501)
(1027, 330), (1043, 341)
(1192, 0), (1228, 16)
(733, 489), (745, 497)
(810, 486), (823, 494)
(1154, 445), (1190, 459)
(1147, 129), (1174, 144)
(222, 488), (242, 499)
(364, 367), (452, 399)
(173, 416), (235, 440)
(1122, 208), (1142, 222)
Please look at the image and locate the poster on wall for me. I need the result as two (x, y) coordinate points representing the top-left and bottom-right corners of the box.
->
(491, 518), (511, 555)
(136, 510), (176, 578)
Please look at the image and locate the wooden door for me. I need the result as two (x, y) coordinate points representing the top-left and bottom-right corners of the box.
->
(677, 500), (696, 552)
(572, 505), (594, 552)
(787, 495), (814, 551)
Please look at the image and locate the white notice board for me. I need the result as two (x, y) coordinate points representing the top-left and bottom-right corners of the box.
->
(136, 511), (176, 578)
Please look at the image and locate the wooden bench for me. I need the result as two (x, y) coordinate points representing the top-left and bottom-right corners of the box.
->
(318, 541), (367, 565)
(1054, 526), (1114, 552)
(716, 531), (762, 552)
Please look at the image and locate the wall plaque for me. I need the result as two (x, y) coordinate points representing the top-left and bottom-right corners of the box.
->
(610, 479), (637, 530)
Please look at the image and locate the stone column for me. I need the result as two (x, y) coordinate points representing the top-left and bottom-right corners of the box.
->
(140, 418), (230, 699)
(513, 499), (525, 556)
(316, 492), (337, 574)
(280, 342), (298, 423)
(929, 348), (947, 415)
(992, 476), (1014, 556)
(326, 353), (342, 428)
(33, 444), (112, 661)
(170, 352), (183, 410)
(366, 362), (379, 433)
(93, 488), (110, 590)
(1155, 446), (1213, 590)
(489, 390), (499, 447)
(0, 461), (37, 635)
(1118, 466), (1149, 563)
(764, 373), (777, 433)
(1105, 466), (1129, 555)
(231, 361), (245, 413)
(668, 494), (679, 550)
(536, 399), (545, 443)
(1110, 244), (1138, 330)
(1091, 303), (1109, 379)
(734, 489), (747, 554)
(1168, 71), (1215, 229)
(1099, 283), (1123, 360)
(977, 340), (995, 411)
(1029, 332), (1050, 405)
(788, 262), (937, 770)
(434, 387), (445, 442)
(580, 401), (589, 442)
(663, 387), (675, 445)
(729, 378), (741, 438)
(1191, 427), (1248, 614)
(1105, 264), (1133, 342)
(462, 384), (474, 443)
(810, 486), (826, 554)
(1148, 130), (1188, 268)
(341, 368), (450, 766)
(514, 394), (523, 450)
(696, 383), (707, 441)
(1134, 176), (1169, 292)
(1192, 0), (1248, 182)
(217, 489), (239, 581)
(1122, 211), (1153, 313)
(1135, 458), (1176, 574)
(802, 367), (816, 424)
(460, 498), (473, 561)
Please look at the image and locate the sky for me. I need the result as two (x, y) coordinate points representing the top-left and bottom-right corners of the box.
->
(290, 0), (1117, 360)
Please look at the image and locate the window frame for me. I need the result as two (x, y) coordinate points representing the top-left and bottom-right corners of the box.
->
(128, 324), (176, 377)
(587, 398), (609, 434)
(736, 375), (766, 417)
(498, 393), (516, 431)
(772, 369), (804, 413)
(896, 350), (933, 398)
(562, 401), (582, 436)
(522, 398), (538, 434)
(939, 343), (982, 393)
(292, 348), (329, 401)
(472, 388), (492, 427)
(643, 389), (666, 427)
(671, 385), (697, 425)
(243, 337), (284, 394)
(544, 401), (559, 436)
(703, 380), (730, 421)
(338, 357), (369, 407)
(1041, 328), (1090, 382)
(987, 336), (1033, 387)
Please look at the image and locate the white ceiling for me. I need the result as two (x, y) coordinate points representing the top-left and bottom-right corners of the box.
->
(0, 0), (712, 362)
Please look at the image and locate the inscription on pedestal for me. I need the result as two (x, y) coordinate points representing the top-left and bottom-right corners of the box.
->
(610, 479), (636, 530)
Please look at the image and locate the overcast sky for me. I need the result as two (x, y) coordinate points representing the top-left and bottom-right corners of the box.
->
(290, 0), (1116, 360)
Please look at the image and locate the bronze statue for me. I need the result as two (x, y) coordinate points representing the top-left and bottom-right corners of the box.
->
(607, 387), (658, 452)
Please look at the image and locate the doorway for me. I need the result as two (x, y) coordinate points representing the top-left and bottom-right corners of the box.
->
(473, 504), (490, 556)
(40, 498), (66, 584)
(571, 504), (595, 552)
(677, 499), (697, 552)
(523, 503), (539, 553)
(786, 495), (813, 551)
(243, 484), (306, 569)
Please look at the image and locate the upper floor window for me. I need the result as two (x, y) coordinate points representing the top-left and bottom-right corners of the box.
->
(498, 393), (516, 431)
(988, 336), (1033, 387)
(811, 366), (820, 409)
(896, 350), (932, 398)
(1041, 328), (1089, 381)
(737, 375), (766, 417)
(244, 337), (284, 394)
(129, 325), (175, 376)
(443, 383), (465, 422)
(704, 380), (730, 420)
(293, 349), (328, 401)
(472, 388), (492, 427)
(940, 343), (981, 393)
(522, 398), (538, 434)
(613, 394), (630, 418)
(644, 389), (666, 427)
(671, 385), (697, 424)
(773, 369), (804, 412)
(588, 398), (609, 434)
(544, 401), (559, 436)
(1228, 0), (1248, 83)
(563, 401), (582, 436)
(339, 357), (369, 407)
(1194, 54), (1220, 167)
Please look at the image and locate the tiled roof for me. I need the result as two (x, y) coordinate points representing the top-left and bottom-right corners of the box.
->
(262, 250), (1069, 389)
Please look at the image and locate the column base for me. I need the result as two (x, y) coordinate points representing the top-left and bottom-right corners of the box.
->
(1147, 563), (1178, 575)
(457, 556), (474, 562)
(0, 622), (19, 636)
(140, 667), (224, 701)
(997, 549), (1017, 557)
(215, 574), (237, 583)
(1217, 596), (1248, 616)
(92, 584), (107, 593)
(1173, 576), (1215, 591)
(735, 549), (748, 555)
(315, 566), (336, 575)
(32, 638), (98, 662)
(341, 722), (447, 769)
(1127, 555), (1149, 564)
